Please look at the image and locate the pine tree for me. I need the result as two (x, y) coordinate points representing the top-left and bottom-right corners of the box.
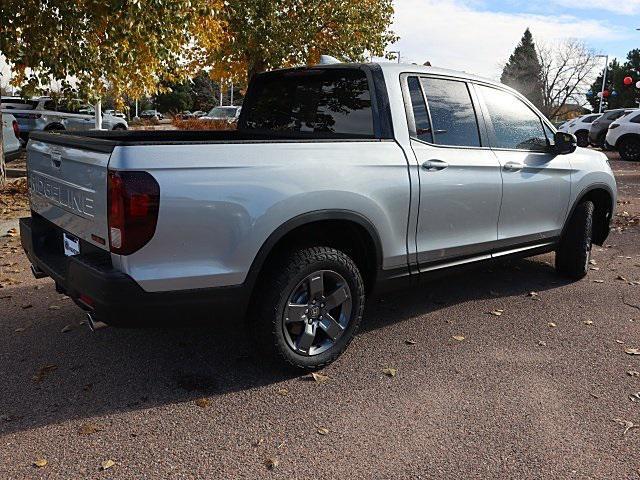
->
(501, 28), (544, 110)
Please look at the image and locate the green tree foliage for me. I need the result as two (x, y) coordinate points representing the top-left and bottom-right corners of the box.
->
(208, 0), (398, 81)
(587, 50), (640, 112)
(501, 28), (544, 111)
(154, 82), (194, 114)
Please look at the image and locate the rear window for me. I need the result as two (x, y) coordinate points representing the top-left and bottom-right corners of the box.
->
(584, 115), (600, 123)
(240, 68), (374, 138)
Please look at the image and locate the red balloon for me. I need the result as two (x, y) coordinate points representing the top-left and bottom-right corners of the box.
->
(624, 76), (633, 86)
(603, 90), (610, 97)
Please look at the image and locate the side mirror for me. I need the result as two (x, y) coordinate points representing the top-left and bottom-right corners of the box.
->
(554, 131), (577, 155)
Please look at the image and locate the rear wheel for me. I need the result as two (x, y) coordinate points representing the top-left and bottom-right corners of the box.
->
(618, 137), (640, 162)
(252, 246), (365, 370)
(555, 201), (594, 279)
(112, 124), (127, 131)
(575, 131), (589, 148)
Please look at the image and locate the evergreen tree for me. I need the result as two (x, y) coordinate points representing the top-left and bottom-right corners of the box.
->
(501, 28), (544, 110)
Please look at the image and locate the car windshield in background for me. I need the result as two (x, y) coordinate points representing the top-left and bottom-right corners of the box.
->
(207, 107), (238, 118)
(240, 68), (375, 138)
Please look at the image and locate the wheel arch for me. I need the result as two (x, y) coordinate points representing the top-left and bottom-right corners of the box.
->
(44, 122), (65, 131)
(615, 133), (640, 149)
(244, 210), (383, 296)
(563, 184), (615, 246)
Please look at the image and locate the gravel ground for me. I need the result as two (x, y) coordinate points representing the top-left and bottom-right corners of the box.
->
(0, 156), (639, 479)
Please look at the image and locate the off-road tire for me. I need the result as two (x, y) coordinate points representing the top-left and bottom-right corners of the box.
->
(251, 246), (365, 371)
(555, 201), (594, 279)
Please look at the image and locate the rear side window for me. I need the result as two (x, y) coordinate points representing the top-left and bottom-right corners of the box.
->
(407, 77), (433, 143)
(240, 68), (374, 138)
(478, 85), (548, 151)
(420, 78), (481, 147)
(606, 111), (625, 120)
(584, 115), (599, 123)
(631, 113), (640, 124)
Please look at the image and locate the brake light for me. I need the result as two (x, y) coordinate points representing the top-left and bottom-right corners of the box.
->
(107, 170), (160, 255)
(12, 120), (20, 139)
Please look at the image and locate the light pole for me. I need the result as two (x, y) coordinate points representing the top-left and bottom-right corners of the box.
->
(596, 54), (608, 114)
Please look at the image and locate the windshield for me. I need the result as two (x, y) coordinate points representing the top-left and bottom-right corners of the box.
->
(207, 107), (238, 118)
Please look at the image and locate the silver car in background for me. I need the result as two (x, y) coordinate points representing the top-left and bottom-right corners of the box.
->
(1, 96), (128, 141)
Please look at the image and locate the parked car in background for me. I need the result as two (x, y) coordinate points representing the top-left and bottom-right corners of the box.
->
(192, 110), (207, 118)
(200, 106), (241, 122)
(140, 110), (164, 120)
(2, 97), (128, 140)
(2, 112), (23, 161)
(589, 108), (637, 148)
(104, 109), (126, 119)
(176, 111), (194, 120)
(558, 113), (601, 147)
(605, 110), (640, 161)
(20, 63), (615, 370)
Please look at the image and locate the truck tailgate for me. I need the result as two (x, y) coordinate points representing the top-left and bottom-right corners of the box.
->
(27, 133), (111, 250)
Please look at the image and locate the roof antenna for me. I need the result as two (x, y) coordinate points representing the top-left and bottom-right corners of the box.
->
(319, 55), (341, 65)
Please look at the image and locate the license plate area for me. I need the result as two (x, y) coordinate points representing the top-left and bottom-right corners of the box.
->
(63, 232), (81, 257)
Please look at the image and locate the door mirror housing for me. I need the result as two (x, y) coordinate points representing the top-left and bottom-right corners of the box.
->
(554, 131), (577, 155)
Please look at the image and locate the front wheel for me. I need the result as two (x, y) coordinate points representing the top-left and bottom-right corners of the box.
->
(619, 137), (640, 162)
(575, 131), (589, 148)
(252, 246), (365, 370)
(555, 201), (594, 279)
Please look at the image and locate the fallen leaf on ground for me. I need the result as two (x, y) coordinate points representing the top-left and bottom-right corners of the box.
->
(101, 459), (115, 470)
(583, 320), (594, 325)
(615, 340), (624, 344)
(593, 280), (605, 283)
(14, 327), (24, 332)
(311, 372), (329, 384)
(33, 364), (58, 382)
(21, 304), (33, 309)
(589, 259), (597, 265)
(276, 388), (289, 396)
(618, 275), (628, 281)
(625, 347), (640, 355)
(61, 325), (73, 333)
(317, 427), (329, 435)
(629, 392), (640, 403)
(264, 457), (279, 470)
(613, 418), (639, 435)
(590, 266), (600, 271)
(78, 423), (103, 435)
(488, 309), (504, 316)
(195, 398), (210, 408)
(548, 322), (557, 328)
(527, 291), (539, 298)
(33, 459), (47, 468)
(538, 340), (547, 347)
(48, 305), (60, 310)
(627, 370), (640, 377)
(452, 335), (465, 341)
(404, 339), (417, 345)
(382, 367), (397, 377)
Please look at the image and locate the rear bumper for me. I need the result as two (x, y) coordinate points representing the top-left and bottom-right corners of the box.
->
(20, 215), (248, 325)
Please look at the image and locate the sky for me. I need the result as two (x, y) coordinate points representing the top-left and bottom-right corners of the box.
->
(383, 0), (640, 79)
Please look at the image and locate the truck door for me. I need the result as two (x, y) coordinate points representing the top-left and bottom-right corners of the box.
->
(403, 75), (502, 271)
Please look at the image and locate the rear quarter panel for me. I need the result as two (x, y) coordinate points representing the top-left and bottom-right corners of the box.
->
(109, 141), (411, 292)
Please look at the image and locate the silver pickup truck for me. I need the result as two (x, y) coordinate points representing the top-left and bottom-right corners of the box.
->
(20, 63), (616, 370)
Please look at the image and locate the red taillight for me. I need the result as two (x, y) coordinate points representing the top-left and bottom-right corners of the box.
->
(12, 120), (20, 139)
(107, 170), (160, 255)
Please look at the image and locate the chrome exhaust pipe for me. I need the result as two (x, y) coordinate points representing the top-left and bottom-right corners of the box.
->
(30, 264), (47, 279)
(86, 312), (108, 332)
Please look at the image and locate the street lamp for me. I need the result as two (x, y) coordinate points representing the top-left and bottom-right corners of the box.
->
(595, 54), (608, 114)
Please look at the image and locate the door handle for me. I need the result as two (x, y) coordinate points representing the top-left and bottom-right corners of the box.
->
(421, 159), (449, 171)
(503, 161), (524, 172)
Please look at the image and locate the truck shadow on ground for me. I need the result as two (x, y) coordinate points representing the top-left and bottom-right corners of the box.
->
(0, 254), (571, 435)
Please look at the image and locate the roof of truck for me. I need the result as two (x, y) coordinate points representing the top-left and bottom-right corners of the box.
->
(373, 61), (496, 84)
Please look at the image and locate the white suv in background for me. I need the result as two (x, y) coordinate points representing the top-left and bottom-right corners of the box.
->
(559, 114), (601, 147)
(605, 110), (640, 161)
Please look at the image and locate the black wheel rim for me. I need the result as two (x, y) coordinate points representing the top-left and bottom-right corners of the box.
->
(622, 141), (640, 161)
(282, 270), (352, 356)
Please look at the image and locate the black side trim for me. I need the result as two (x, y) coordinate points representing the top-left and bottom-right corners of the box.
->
(366, 64), (395, 139)
(243, 210), (385, 293)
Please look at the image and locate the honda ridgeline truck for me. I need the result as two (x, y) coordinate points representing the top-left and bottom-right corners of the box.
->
(20, 62), (616, 370)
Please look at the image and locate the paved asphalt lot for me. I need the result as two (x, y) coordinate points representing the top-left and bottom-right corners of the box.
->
(0, 156), (639, 479)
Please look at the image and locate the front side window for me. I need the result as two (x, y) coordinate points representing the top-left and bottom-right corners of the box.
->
(478, 85), (548, 151)
(407, 76), (433, 143)
(584, 115), (600, 123)
(241, 68), (374, 138)
(420, 78), (481, 147)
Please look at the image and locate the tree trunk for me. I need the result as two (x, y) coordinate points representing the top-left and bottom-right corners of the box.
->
(0, 110), (5, 187)
(247, 56), (267, 83)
